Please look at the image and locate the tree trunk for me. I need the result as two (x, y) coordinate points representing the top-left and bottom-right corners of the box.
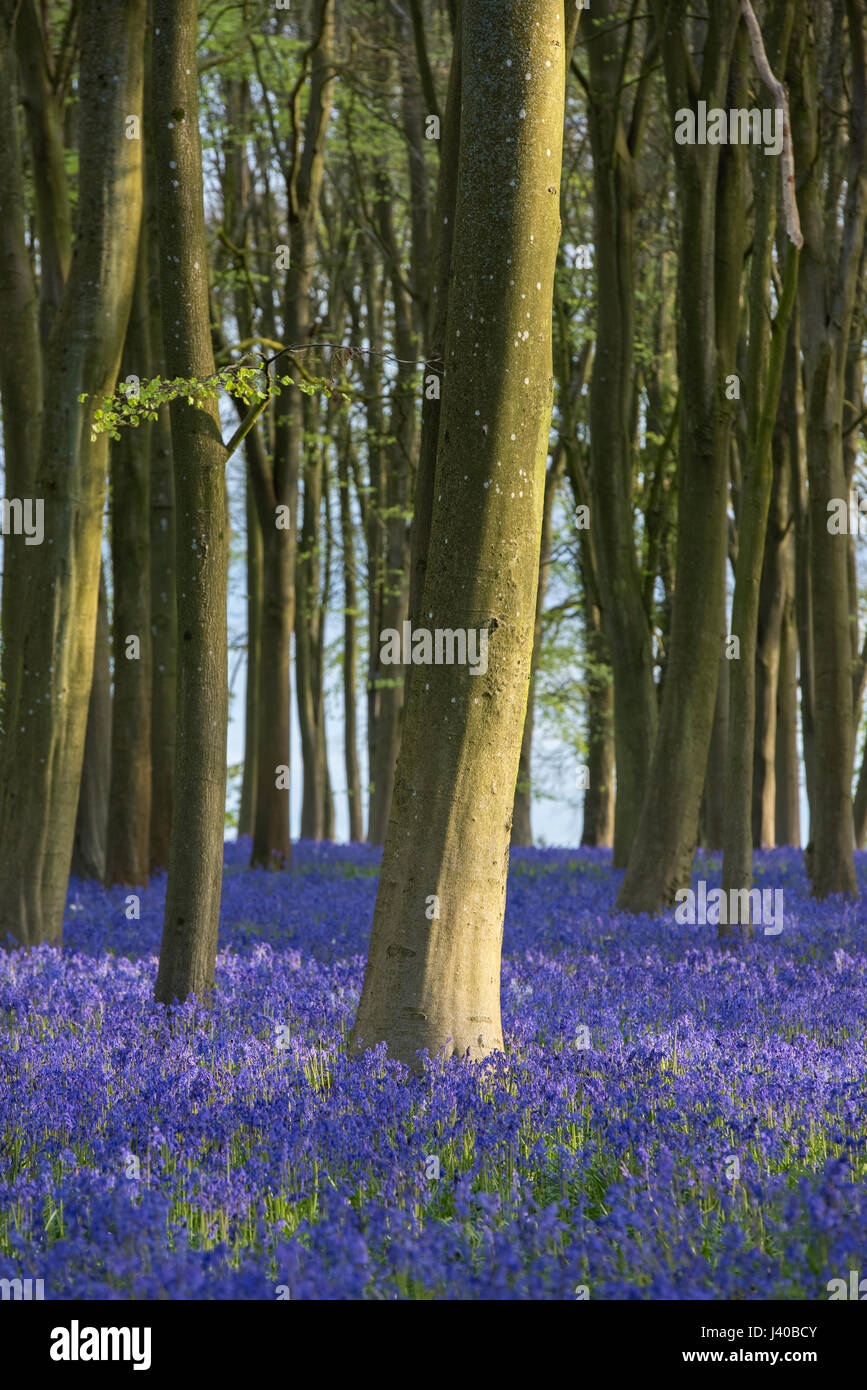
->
(239, 471), (262, 838)
(700, 646), (729, 850)
(790, 0), (865, 898)
(296, 396), (327, 839)
(338, 424), (364, 841)
(106, 235), (153, 888)
(617, 1), (743, 913)
(146, 47), (176, 872)
(153, 0), (229, 1003)
(775, 555), (800, 846)
(581, 594), (615, 847)
(754, 345), (798, 848)
(585, 0), (658, 866)
(251, 0), (335, 867)
(72, 563), (112, 880)
(0, 0), (146, 948)
(14, 0), (72, 341)
(350, 0), (565, 1068)
(0, 0), (43, 750)
(512, 450), (564, 845)
(721, 0), (799, 939)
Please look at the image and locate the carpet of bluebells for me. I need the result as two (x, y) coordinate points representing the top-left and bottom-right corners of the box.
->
(1, 840), (866, 1300)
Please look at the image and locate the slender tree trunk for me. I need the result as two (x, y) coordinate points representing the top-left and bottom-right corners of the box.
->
(338, 426), (364, 841)
(581, 594), (615, 847)
(239, 472), (262, 837)
(617, 1), (743, 913)
(585, 0), (658, 866)
(72, 563), (112, 880)
(786, 309), (815, 821)
(14, 0), (72, 340)
(790, 0), (865, 898)
(153, 0), (229, 1003)
(0, 0), (146, 948)
(296, 399), (326, 839)
(754, 369), (797, 847)
(0, 0), (43, 747)
(106, 236), (153, 888)
(512, 450), (564, 845)
(407, 13), (461, 633)
(721, 0), (799, 937)
(775, 559), (800, 846)
(700, 646), (729, 850)
(251, 0), (334, 867)
(350, 0), (565, 1068)
(146, 43), (176, 872)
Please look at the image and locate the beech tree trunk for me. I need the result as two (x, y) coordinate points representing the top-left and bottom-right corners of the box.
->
(106, 236), (153, 888)
(146, 46), (176, 872)
(700, 646), (729, 850)
(512, 449), (564, 846)
(338, 423), (364, 842)
(350, 0), (565, 1068)
(585, 0), (658, 866)
(72, 564), (111, 880)
(250, 0), (334, 868)
(581, 592), (615, 848)
(617, 0), (743, 913)
(0, 0), (146, 947)
(790, 0), (865, 898)
(153, 0), (229, 1004)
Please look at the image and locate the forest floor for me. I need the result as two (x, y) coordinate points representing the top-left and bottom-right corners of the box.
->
(0, 842), (864, 1299)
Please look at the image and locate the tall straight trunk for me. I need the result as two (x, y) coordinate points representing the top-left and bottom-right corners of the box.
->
(319, 434), (335, 842)
(146, 45), (176, 872)
(0, 1), (43, 744)
(153, 0), (229, 1004)
(72, 563), (112, 880)
(785, 309), (814, 819)
(700, 647), (729, 850)
(754, 371), (798, 848)
(296, 398), (326, 839)
(350, 0), (565, 1068)
(338, 426), (364, 842)
(790, 0), (865, 898)
(239, 471), (262, 837)
(106, 236), (153, 888)
(251, 0), (335, 868)
(407, 14), (461, 632)
(721, 0), (799, 936)
(585, 0), (658, 866)
(617, 0), (743, 913)
(14, 0), (72, 340)
(775, 553), (800, 846)
(512, 449), (564, 845)
(0, 0), (146, 948)
(853, 732), (867, 848)
(361, 256), (390, 841)
(581, 593), (615, 848)
(368, 176), (416, 845)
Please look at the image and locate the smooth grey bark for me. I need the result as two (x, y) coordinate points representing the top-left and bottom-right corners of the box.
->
(721, 0), (800, 940)
(584, 0), (659, 866)
(700, 647), (729, 850)
(790, 0), (865, 898)
(106, 235), (153, 888)
(146, 37), (176, 873)
(153, 0), (229, 1003)
(338, 419), (364, 842)
(350, 0), (565, 1068)
(512, 449), (564, 846)
(617, 0), (744, 913)
(0, 0), (146, 947)
(72, 564), (111, 880)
